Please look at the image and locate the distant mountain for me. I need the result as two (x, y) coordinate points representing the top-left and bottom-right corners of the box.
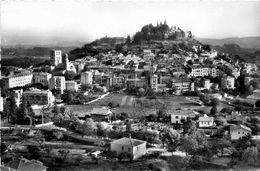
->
(197, 37), (260, 49)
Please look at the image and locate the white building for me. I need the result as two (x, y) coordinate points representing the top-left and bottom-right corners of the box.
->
(221, 76), (235, 89)
(230, 125), (252, 140)
(33, 72), (52, 86)
(22, 88), (55, 106)
(65, 80), (78, 92)
(198, 114), (214, 128)
(2, 73), (33, 91)
(50, 50), (62, 66)
(190, 65), (217, 77)
(81, 71), (93, 85)
(110, 137), (147, 160)
(49, 76), (66, 94)
(14, 89), (23, 107)
(150, 74), (158, 92)
(170, 110), (196, 124)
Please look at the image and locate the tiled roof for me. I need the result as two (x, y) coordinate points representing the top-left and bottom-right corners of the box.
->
(199, 116), (214, 122)
(111, 137), (146, 147)
(230, 125), (252, 132)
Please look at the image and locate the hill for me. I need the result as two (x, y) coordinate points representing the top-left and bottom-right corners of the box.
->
(213, 44), (260, 66)
(197, 37), (260, 49)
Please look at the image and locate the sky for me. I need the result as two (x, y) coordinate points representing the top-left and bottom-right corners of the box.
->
(1, 0), (260, 46)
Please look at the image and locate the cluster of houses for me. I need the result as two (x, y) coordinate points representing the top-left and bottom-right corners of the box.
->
(1, 44), (259, 168)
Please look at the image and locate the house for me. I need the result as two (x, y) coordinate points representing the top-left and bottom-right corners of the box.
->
(81, 71), (93, 85)
(189, 65), (217, 77)
(110, 136), (147, 160)
(22, 88), (55, 106)
(230, 125), (252, 140)
(198, 114), (214, 128)
(170, 110), (196, 124)
(4, 158), (47, 171)
(172, 77), (191, 93)
(1, 72), (33, 91)
(49, 76), (66, 94)
(65, 80), (78, 92)
(33, 72), (52, 86)
(90, 107), (112, 122)
(221, 76), (235, 89)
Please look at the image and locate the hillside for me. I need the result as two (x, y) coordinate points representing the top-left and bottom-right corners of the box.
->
(197, 37), (260, 49)
(1, 46), (78, 59)
(69, 22), (199, 60)
(213, 44), (260, 66)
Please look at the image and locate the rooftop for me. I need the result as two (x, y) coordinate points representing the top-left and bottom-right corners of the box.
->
(230, 124), (252, 132)
(111, 137), (146, 147)
(198, 116), (214, 122)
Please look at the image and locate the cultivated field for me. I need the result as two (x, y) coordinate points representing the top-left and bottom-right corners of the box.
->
(67, 94), (202, 118)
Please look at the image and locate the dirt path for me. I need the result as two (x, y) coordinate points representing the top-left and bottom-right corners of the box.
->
(120, 96), (128, 106)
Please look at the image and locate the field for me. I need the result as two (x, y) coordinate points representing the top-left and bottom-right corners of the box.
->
(67, 94), (202, 118)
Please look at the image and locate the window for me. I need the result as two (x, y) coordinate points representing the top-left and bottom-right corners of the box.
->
(176, 116), (179, 119)
(128, 148), (130, 152)
(238, 132), (240, 134)
(122, 146), (124, 151)
(242, 132), (244, 134)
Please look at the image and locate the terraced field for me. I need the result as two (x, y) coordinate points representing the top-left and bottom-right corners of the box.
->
(66, 94), (201, 118)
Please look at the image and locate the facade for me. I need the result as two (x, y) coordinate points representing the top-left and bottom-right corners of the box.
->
(190, 65), (217, 77)
(170, 110), (196, 124)
(49, 76), (66, 94)
(81, 71), (93, 85)
(2, 73), (33, 90)
(90, 107), (112, 122)
(110, 137), (147, 160)
(33, 72), (52, 86)
(150, 74), (158, 92)
(203, 79), (211, 90)
(14, 89), (23, 107)
(221, 76), (235, 89)
(22, 88), (55, 106)
(172, 78), (190, 92)
(65, 80), (78, 92)
(230, 125), (252, 140)
(112, 75), (125, 86)
(126, 78), (147, 89)
(198, 115), (214, 128)
(50, 50), (62, 66)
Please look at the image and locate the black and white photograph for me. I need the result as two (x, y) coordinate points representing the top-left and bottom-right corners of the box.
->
(1, 0), (260, 170)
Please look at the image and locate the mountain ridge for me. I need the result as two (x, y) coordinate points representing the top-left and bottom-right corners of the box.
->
(197, 37), (260, 49)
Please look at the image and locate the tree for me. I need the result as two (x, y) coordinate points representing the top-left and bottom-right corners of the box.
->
(96, 122), (106, 137)
(180, 130), (208, 158)
(217, 139), (231, 156)
(256, 100), (260, 108)
(182, 118), (197, 135)
(160, 128), (180, 152)
(34, 131), (45, 147)
(211, 98), (220, 106)
(61, 90), (74, 104)
(53, 131), (64, 140)
(210, 106), (218, 116)
(126, 122), (132, 133)
(126, 35), (131, 45)
(4, 92), (18, 123)
(64, 70), (76, 80)
(82, 118), (96, 136)
(242, 147), (259, 165)
(58, 149), (70, 161)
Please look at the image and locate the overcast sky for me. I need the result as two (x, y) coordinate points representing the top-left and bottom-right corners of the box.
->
(1, 1), (260, 45)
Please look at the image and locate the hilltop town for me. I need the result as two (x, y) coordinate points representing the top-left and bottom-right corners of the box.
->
(1, 22), (260, 170)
